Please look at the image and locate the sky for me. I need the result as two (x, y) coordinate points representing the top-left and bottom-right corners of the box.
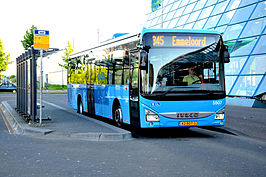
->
(0, 0), (151, 76)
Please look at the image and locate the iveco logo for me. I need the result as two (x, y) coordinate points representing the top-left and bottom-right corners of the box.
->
(176, 112), (199, 118)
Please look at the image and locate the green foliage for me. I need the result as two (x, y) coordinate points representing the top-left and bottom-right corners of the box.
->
(21, 25), (37, 50)
(9, 75), (15, 79)
(0, 39), (12, 82)
(59, 41), (74, 69)
(8, 75), (16, 83)
(37, 82), (67, 90)
(46, 83), (67, 90)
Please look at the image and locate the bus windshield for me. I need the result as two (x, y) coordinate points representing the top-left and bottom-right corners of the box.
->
(141, 34), (225, 100)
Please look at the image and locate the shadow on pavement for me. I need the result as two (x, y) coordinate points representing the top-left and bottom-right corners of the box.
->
(129, 127), (215, 139)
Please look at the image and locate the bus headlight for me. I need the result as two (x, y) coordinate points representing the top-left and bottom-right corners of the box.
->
(145, 109), (160, 122)
(215, 108), (225, 120)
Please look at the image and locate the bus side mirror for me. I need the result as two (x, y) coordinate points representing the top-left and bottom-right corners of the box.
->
(223, 45), (230, 63)
(139, 50), (148, 70)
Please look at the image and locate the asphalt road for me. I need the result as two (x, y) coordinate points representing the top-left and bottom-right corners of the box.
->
(0, 93), (266, 177)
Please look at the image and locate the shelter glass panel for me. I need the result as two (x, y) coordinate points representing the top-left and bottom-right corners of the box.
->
(205, 0), (217, 7)
(254, 76), (266, 96)
(179, 0), (189, 8)
(239, 0), (258, 7)
(193, 18), (207, 29)
(165, 10), (176, 21)
(171, 0), (182, 11)
(230, 75), (263, 97)
(251, 1), (266, 20)
(252, 35), (266, 55)
(240, 18), (266, 38)
(186, 10), (201, 23)
(194, 0), (206, 11)
(215, 26), (227, 34)
(217, 10), (237, 26)
(223, 22), (245, 41)
(241, 55), (266, 75)
(183, 22), (195, 29)
(230, 36), (258, 56)
(225, 56), (247, 75)
(176, 14), (190, 26)
(172, 7), (186, 19)
(183, 2), (196, 15)
(211, 1), (230, 16)
(229, 4), (256, 24)
(204, 14), (222, 29)
(168, 17), (180, 28)
(225, 0), (241, 11)
(198, 5), (214, 20)
(224, 40), (236, 52)
(225, 76), (237, 94)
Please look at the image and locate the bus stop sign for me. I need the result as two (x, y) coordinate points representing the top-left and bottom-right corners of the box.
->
(34, 30), (49, 50)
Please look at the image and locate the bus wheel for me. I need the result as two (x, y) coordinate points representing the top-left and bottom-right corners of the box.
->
(114, 106), (123, 127)
(77, 100), (83, 114)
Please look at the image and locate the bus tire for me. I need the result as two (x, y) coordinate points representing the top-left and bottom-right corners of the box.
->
(114, 106), (123, 127)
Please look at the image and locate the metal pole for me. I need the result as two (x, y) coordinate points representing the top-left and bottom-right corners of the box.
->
(40, 50), (43, 125)
(16, 58), (18, 109)
(22, 61), (25, 113)
(19, 58), (21, 111)
(25, 60), (29, 115)
(32, 47), (37, 122)
(30, 55), (33, 118)
(62, 67), (64, 89)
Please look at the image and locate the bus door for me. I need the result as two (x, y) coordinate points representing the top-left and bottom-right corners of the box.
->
(129, 51), (140, 127)
(87, 61), (95, 114)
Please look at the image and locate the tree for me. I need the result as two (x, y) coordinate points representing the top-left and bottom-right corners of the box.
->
(0, 39), (12, 84)
(8, 75), (16, 83)
(59, 41), (74, 69)
(21, 25), (37, 50)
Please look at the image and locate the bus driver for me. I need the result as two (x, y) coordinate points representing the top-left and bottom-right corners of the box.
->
(183, 67), (202, 85)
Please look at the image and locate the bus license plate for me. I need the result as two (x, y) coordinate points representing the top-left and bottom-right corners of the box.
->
(180, 121), (197, 126)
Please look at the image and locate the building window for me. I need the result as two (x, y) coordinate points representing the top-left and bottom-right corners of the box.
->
(229, 4), (256, 24)
(240, 18), (266, 38)
(252, 35), (266, 55)
(223, 22), (245, 41)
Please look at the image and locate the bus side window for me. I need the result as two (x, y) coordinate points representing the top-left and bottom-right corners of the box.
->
(114, 60), (123, 85)
(90, 63), (95, 85)
(124, 62), (130, 85)
(108, 69), (113, 85)
(130, 53), (139, 89)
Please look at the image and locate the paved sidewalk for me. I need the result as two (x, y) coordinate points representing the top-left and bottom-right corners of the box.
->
(0, 100), (132, 141)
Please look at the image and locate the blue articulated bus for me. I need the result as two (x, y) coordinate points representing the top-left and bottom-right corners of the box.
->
(67, 28), (230, 128)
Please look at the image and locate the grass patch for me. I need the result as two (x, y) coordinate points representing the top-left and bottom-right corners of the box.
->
(38, 82), (67, 90)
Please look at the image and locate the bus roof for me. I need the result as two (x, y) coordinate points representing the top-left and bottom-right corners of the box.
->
(70, 28), (221, 58)
(70, 33), (139, 58)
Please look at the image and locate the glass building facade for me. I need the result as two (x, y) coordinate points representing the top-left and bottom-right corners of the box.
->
(144, 0), (266, 99)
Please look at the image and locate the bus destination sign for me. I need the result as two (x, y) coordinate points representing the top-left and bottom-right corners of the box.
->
(144, 33), (219, 48)
(152, 35), (206, 47)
